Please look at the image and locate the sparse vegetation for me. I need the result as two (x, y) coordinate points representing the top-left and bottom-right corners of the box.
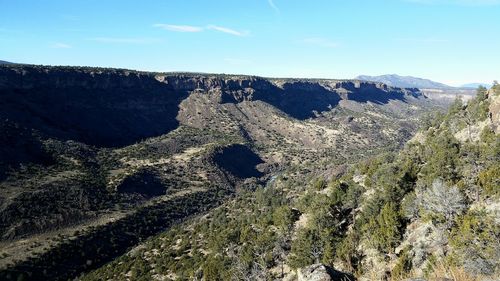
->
(1, 65), (498, 280)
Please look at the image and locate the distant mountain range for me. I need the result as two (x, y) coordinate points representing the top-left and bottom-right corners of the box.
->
(356, 74), (491, 90)
(460, 83), (492, 89)
(0, 60), (13, 65)
(356, 74), (452, 89)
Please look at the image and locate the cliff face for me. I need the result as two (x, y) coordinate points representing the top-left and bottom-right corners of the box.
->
(0, 66), (188, 147)
(0, 65), (425, 148)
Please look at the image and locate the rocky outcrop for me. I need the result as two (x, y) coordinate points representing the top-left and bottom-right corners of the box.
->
(298, 264), (333, 281)
(455, 85), (500, 141)
(298, 264), (354, 281)
(395, 221), (448, 273)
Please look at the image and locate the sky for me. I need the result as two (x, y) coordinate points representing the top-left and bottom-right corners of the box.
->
(1, 0), (499, 86)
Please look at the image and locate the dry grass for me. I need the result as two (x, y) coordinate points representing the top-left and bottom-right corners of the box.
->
(426, 263), (484, 281)
(393, 262), (494, 281)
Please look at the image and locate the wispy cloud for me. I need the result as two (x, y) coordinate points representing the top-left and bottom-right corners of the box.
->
(405, 0), (500, 5)
(302, 37), (338, 48)
(153, 24), (203, 33)
(88, 37), (161, 44)
(51, 42), (72, 49)
(207, 25), (247, 36)
(154, 24), (247, 36)
(268, 0), (280, 13)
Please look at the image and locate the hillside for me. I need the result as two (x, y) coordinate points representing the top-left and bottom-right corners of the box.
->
(0, 64), (438, 280)
(79, 84), (499, 281)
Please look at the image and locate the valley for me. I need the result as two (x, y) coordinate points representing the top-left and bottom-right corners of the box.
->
(2, 0), (499, 280)
(0, 64), (497, 281)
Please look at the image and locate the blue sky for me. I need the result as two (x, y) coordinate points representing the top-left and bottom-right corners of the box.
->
(1, 0), (499, 86)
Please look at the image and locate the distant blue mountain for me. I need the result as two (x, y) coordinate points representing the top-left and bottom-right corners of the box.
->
(356, 74), (452, 89)
(0, 60), (14, 65)
(460, 83), (492, 89)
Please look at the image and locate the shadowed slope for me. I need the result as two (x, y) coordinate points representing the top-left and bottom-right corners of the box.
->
(0, 66), (189, 147)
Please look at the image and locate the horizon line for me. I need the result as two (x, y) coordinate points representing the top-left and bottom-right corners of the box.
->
(0, 60), (493, 87)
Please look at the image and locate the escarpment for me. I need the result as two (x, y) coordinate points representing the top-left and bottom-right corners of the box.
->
(0, 65), (426, 148)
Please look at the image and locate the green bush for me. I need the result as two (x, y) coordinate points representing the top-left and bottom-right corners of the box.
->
(336, 232), (361, 272)
(288, 228), (322, 269)
(449, 210), (500, 275)
(478, 164), (500, 197)
(391, 246), (412, 279)
(363, 202), (402, 253)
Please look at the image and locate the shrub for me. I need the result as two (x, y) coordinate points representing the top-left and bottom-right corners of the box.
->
(391, 247), (413, 279)
(272, 205), (295, 233)
(418, 180), (466, 229)
(364, 202), (402, 253)
(449, 210), (500, 276)
(478, 164), (500, 197)
(288, 228), (322, 269)
(336, 232), (361, 272)
(421, 130), (460, 184)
